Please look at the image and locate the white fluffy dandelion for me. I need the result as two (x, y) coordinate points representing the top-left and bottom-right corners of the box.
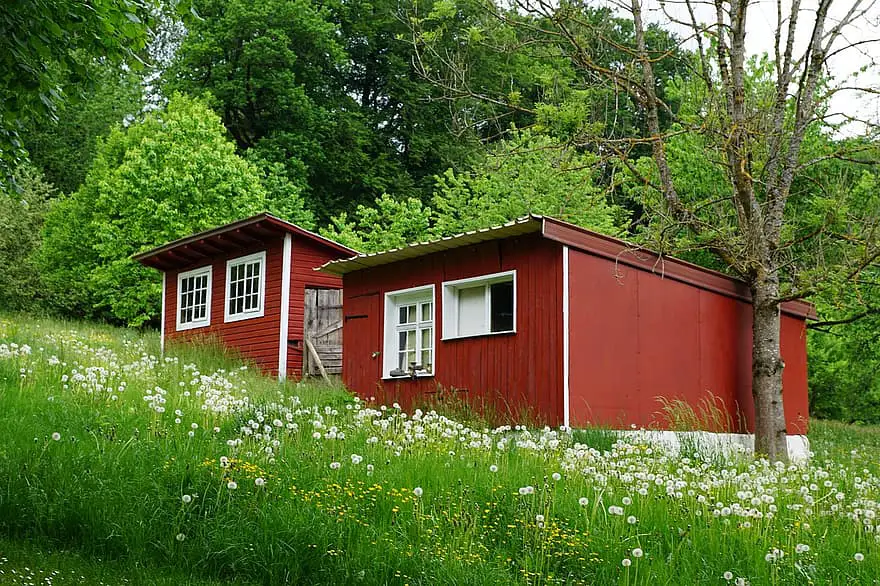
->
(255, 477), (266, 487)
(854, 552), (865, 562)
(621, 558), (632, 567)
(632, 548), (643, 558)
(413, 487), (423, 497)
(181, 494), (192, 504)
(51, 432), (61, 441)
(723, 571), (733, 581)
(579, 497), (589, 506)
(227, 481), (238, 490)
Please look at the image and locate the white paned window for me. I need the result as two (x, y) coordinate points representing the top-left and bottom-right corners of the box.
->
(442, 271), (516, 339)
(384, 285), (434, 378)
(177, 266), (212, 331)
(225, 251), (267, 322)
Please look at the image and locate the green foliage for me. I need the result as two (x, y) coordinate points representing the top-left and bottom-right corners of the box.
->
(39, 94), (272, 325)
(0, 0), (160, 180)
(323, 131), (628, 253)
(0, 165), (52, 310)
(809, 317), (880, 423)
(20, 65), (145, 195)
(432, 130), (628, 237)
(322, 194), (433, 253)
(167, 0), (482, 220)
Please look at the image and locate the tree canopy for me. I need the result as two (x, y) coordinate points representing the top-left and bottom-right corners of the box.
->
(39, 94), (277, 325)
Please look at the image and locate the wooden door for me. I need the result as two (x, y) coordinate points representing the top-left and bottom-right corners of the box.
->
(303, 288), (343, 376)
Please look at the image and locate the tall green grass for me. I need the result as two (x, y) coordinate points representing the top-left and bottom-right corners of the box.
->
(0, 313), (878, 585)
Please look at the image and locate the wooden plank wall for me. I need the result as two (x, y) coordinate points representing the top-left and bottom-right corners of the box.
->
(164, 238), (285, 375)
(342, 233), (564, 426)
(567, 249), (809, 434)
(287, 237), (346, 378)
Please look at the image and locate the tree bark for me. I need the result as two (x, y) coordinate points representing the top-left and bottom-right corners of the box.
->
(751, 272), (788, 461)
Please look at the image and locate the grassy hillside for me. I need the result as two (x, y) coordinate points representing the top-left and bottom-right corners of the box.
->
(0, 314), (878, 585)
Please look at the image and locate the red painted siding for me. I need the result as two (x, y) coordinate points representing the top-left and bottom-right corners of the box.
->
(286, 236), (345, 378)
(342, 234), (565, 425)
(164, 238), (286, 375)
(568, 248), (809, 433)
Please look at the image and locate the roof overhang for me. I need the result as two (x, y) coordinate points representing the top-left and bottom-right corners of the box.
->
(318, 214), (815, 320)
(317, 216), (543, 276)
(133, 213), (357, 271)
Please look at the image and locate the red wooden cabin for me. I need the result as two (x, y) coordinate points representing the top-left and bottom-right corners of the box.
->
(320, 216), (813, 435)
(135, 213), (356, 380)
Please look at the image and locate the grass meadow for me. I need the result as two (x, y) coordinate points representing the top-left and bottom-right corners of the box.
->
(0, 314), (878, 585)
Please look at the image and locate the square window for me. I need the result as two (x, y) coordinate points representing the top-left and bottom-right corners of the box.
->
(442, 271), (516, 339)
(384, 285), (435, 378)
(225, 251), (266, 322)
(176, 266), (212, 330)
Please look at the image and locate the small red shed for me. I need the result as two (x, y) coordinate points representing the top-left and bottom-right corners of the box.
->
(320, 215), (813, 435)
(135, 213), (356, 380)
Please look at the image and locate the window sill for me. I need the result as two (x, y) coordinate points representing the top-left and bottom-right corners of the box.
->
(441, 329), (515, 342)
(382, 373), (435, 381)
(224, 310), (265, 324)
(176, 321), (211, 332)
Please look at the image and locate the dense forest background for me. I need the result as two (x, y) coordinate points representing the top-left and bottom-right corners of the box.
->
(1, 0), (877, 422)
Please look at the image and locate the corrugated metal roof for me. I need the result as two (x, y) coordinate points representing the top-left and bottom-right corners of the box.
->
(317, 215), (543, 275)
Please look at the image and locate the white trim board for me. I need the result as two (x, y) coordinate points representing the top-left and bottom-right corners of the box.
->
(160, 272), (166, 355)
(278, 235), (292, 381)
(562, 246), (570, 429)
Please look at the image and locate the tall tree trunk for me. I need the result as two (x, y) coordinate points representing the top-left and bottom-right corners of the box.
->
(751, 272), (788, 461)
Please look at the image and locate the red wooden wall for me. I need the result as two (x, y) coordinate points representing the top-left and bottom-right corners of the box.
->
(286, 237), (345, 377)
(164, 238), (286, 375)
(342, 233), (565, 425)
(567, 249), (809, 434)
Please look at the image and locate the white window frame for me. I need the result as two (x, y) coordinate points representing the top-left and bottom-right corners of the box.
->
(383, 284), (435, 379)
(224, 250), (267, 323)
(176, 265), (212, 331)
(442, 270), (516, 340)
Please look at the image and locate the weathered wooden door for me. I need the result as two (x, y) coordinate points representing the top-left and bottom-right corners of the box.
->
(303, 288), (343, 376)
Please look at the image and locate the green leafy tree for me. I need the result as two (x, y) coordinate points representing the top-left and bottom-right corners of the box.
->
(20, 65), (145, 195)
(40, 94), (273, 325)
(170, 0), (537, 219)
(0, 0), (161, 181)
(322, 194), (433, 253)
(0, 165), (52, 310)
(322, 131), (627, 252)
(432, 130), (628, 237)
